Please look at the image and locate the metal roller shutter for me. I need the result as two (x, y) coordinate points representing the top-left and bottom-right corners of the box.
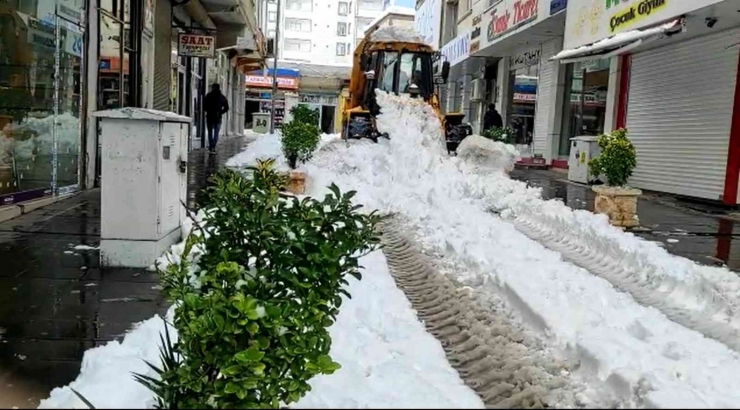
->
(153, 0), (172, 111)
(625, 28), (740, 201)
(533, 38), (559, 156)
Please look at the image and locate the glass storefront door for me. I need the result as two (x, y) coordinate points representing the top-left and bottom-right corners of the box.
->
(559, 59), (611, 157)
(0, 0), (85, 203)
(507, 64), (538, 146)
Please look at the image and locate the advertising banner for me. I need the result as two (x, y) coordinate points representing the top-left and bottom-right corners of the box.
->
(246, 75), (300, 90)
(178, 33), (216, 58)
(440, 31), (471, 66)
(563, 0), (724, 50)
(415, 0), (443, 48)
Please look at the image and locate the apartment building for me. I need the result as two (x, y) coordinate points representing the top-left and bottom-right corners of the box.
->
(258, 0), (389, 65)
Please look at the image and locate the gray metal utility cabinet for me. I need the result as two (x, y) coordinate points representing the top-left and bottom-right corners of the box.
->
(93, 108), (191, 268)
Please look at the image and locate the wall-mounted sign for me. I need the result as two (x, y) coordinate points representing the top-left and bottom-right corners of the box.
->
(178, 33), (216, 58)
(237, 35), (257, 50)
(300, 94), (338, 105)
(563, 0), (722, 50)
(513, 92), (536, 102)
(510, 48), (541, 70)
(415, 0), (443, 47)
(246, 75), (300, 90)
(440, 31), (471, 67)
(549, 0), (567, 15)
(487, 0), (539, 42)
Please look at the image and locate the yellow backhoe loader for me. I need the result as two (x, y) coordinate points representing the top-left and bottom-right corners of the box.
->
(341, 27), (473, 153)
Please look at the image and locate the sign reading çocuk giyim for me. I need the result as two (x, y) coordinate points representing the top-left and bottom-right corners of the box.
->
(178, 33), (216, 58)
(563, 0), (724, 50)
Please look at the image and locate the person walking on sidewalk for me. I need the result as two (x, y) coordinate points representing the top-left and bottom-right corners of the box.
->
(204, 83), (229, 153)
(482, 104), (503, 133)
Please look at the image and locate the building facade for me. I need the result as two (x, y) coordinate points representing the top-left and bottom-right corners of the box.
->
(0, 0), (264, 207)
(258, 0), (392, 65)
(432, 0), (740, 204)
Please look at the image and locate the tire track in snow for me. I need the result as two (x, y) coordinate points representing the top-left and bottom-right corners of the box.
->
(379, 221), (591, 408)
(511, 213), (740, 353)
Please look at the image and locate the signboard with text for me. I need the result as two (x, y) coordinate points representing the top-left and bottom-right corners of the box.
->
(475, 0), (552, 54)
(563, 0), (723, 50)
(440, 31), (471, 67)
(178, 33), (216, 58)
(246, 75), (300, 90)
(415, 0), (442, 48)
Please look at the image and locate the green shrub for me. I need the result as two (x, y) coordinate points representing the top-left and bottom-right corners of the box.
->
(290, 104), (320, 126)
(482, 126), (516, 144)
(589, 128), (637, 187)
(143, 165), (381, 409)
(281, 120), (320, 169)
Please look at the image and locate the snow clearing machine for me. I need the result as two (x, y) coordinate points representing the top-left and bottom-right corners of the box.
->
(341, 26), (473, 153)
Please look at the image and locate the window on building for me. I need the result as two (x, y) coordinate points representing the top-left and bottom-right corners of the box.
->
(268, 29), (276, 38)
(286, 0), (313, 11)
(286, 18), (312, 32)
(338, 1), (349, 15)
(268, 11), (277, 22)
(358, 0), (383, 11)
(356, 17), (373, 37)
(336, 43), (347, 56)
(285, 38), (312, 52)
(337, 22), (348, 36)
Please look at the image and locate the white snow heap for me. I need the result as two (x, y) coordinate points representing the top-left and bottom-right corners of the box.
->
(456, 135), (519, 173)
(369, 26), (426, 45)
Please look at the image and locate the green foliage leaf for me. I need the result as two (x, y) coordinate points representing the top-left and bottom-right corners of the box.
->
(589, 128), (637, 187)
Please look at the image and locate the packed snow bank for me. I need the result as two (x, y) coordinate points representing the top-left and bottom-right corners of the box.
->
(229, 91), (740, 408)
(38, 251), (482, 409)
(370, 26), (426, 45)
(456, 135), (519, 174)
(38, 309), (176, 409)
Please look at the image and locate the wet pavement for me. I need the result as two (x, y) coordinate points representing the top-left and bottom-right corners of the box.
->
(510, 168), (740, 272)
(0, 134), (254, 408)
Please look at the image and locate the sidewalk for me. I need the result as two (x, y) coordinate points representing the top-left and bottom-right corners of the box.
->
(510, 168), (740, 272)
(0, 134), (254, 408)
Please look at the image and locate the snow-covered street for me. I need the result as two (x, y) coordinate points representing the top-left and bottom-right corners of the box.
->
(36, 92), (740, 409)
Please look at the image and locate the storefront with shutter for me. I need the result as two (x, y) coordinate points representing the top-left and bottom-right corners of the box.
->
(554, 0), (740, 203)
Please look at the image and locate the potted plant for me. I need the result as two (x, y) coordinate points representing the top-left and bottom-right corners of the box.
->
(589, 128), (641, 228)
(281, 104), (320, 194)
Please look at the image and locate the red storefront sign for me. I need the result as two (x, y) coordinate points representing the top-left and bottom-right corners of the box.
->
(245, 75), (300, 90)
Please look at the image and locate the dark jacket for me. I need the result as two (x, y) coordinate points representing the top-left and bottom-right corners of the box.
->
(483, 109), (503, 131)
(204, 90), (229, 124)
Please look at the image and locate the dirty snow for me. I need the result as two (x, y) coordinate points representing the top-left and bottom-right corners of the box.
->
(227, 91), (740, 407)
(369, 26), (426, 45)
(38, 251), (482, 409)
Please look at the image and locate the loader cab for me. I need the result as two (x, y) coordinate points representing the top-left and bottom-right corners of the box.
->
(361, 49), (436, 115)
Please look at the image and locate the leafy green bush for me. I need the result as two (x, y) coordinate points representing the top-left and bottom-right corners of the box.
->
(482, 126), (515, 144)
(143, 165), (381, 408)
(589, 128), (637, 187)
(281, 120), (321, 169)
(290, 104), (320, 126)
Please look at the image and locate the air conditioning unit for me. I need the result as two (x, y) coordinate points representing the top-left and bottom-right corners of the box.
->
(470, 78), (485, 101)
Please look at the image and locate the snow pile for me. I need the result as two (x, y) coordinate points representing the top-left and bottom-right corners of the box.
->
(456, 135), (519, 174)
(370, 26), (426, 45)
(38, 309), (176, 409)
(230, 91), (740, 407)
(38, 251), (482, 409)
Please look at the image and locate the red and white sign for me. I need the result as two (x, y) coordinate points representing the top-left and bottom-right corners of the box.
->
(245, 75), (300, 90)
(486, 0), (539, 42)
(513, 92), (536, 102)
(178, 33), (215, 58)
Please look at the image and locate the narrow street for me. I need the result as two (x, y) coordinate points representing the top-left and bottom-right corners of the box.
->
(0, 135), (253, 408)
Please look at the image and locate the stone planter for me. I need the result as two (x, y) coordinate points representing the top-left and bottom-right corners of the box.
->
(285, 170), (307, 195)
(592, 185), (642, 228)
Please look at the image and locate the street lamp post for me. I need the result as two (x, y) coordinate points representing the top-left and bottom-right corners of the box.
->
(269, 0), (281, 133)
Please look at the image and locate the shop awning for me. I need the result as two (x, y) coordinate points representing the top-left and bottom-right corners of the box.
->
(551, 18), (685, 63)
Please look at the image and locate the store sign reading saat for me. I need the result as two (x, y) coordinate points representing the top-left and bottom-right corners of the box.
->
(487, 0), (538, 41)
(178, 33), (216, 58)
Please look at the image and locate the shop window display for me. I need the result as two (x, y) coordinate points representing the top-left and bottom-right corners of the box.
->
(559, 59), (610, 157)
(507, 64), (538, 146)
(0, 0), (85, 202)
